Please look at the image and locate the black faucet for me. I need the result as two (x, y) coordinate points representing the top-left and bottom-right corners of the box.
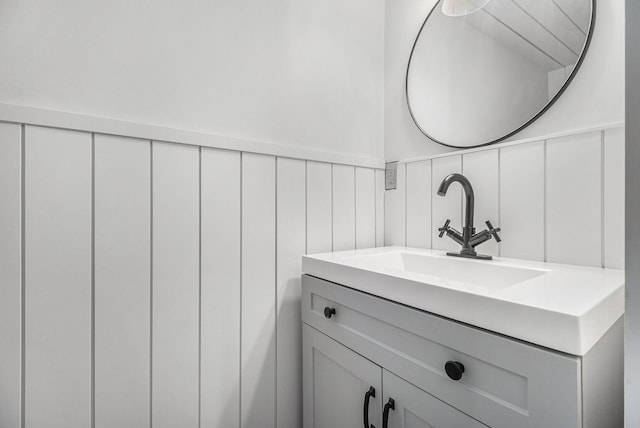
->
(436, 173), (501, 260)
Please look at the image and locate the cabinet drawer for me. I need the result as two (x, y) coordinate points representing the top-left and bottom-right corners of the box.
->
(302, 275), (582, 428)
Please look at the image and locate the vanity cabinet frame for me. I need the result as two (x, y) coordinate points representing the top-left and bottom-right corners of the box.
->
(303, 323), (488, 428)
(301, 274), (623, 428)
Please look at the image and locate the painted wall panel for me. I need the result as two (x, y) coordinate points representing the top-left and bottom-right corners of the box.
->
(604, 127), (625, 269)
(385, 0), (623, 162)
(0, 0), (385, 163)
(8, 116), (625, 428)
(375, 169), (385, 247)
(463, 150), (500, 257)
(397, 127), (622, 267)
(306, 161), (332, 254)
(276, 158), (306, 428)
(24, 125), (91, 428)
(431, 156), (462, 252)
(355, 167), (376, 249)
(499, 142), (545, 261)
(94, 134), (150, 428)
(241, 153), (276, 428)
(406, 160), (431, 249)
(0, 123), (22, 428)
(201, 148), (241, 427)
(385, 163), (406, 246)
(332, 164), (356, 251)
(547, 132), (602, 267)
(152, 142), (200, 428)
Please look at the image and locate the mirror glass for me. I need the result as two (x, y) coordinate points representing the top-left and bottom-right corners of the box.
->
(406, 0), (594, 148)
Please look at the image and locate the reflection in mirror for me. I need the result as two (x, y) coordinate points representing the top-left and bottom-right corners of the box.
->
(406, 0), (594, 148)
(442, 0), (492, 17)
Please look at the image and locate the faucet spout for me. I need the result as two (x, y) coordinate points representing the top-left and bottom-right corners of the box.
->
(437, 173), (475, 245)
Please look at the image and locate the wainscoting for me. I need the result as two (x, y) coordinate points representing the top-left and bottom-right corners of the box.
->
(385, 126), (625, 269)
(0, 122), (384, 428)
(0, 118), (625, 428)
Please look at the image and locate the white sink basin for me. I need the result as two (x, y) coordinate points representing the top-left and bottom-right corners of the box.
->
(342, 251), (547, 292)
(302, 247), (624, 356)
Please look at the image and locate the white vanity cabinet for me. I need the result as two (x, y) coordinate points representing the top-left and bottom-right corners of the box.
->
(382, 369), (487, 428)
(303, 324), (486, 428)
(303, 324), (382, 428)
(302, 274), (623, 428)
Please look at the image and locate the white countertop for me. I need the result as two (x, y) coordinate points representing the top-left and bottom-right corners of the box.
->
(302, 246), (624, 356)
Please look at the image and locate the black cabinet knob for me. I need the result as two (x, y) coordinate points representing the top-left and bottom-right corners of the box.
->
(445, 360), (465, 381)
(324, 307), (336, 319)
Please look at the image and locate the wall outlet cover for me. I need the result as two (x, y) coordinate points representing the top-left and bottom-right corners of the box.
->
(385, 162), (398, 190)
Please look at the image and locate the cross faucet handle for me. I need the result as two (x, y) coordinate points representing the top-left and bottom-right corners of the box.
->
(438, 219), (451, 238)
(485, 220), (502, 242)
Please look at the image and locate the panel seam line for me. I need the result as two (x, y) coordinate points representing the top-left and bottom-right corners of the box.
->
(544, 140), (548, 262)
(20, 124), (26, 428)
(238, 152), (243, 427)
(198, 146), (202, 428)
(149, 141), (154, 428)
(91, 133), (96, 428)
(601, 130), (605, 268)
(274, 156), (278, 428)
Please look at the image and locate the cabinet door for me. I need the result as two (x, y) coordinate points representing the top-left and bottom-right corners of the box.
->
(382, 370), (487, 428)
(303, 324), (382, 428)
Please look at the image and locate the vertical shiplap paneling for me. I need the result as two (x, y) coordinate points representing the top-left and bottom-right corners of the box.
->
(604, 127), (625, 269)
(385, 163), (406, 246)
(463, 150), (500, 257)
(94, 135), (150, 428)
(375, 169), (385, 247)
(547, 132), (602, 267)
(0, 123), (22, 428)
(355, 167), (376, 249)
(406, 161), (431, 249)
(241, 153), (276, 428)
(499, 141), (545, 261)
(201, 148), (241, 428)
(431, 156), (462, 252)
(276, 158), (306, 428)
(152, 142), (200, 428)
(306, 161), (332, 254)
(332, 164), (356, 251)
(24, 126), (91, 428)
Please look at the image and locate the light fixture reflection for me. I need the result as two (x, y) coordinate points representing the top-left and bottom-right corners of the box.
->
(441, 0), (491, 17)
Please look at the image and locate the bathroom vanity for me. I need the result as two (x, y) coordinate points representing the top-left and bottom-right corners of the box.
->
(301, 247), (624, 428)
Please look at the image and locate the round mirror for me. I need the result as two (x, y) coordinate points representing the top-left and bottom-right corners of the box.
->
(406, 0), (595, 148)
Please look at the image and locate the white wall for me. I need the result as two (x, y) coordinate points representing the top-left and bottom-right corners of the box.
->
(0, 122), (384, 428)
(386, 126), (625, 270)
(385, 0), (624, 160)
(0, 0), (385, 162)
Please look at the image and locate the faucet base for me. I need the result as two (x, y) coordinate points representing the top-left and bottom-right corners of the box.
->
(446, 251), (493, 261)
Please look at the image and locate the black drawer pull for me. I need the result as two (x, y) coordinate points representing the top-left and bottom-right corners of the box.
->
(445, 360), (465, 381)
(324, 306), (336, 319)
(382, 398), (395, 428)
(363, 386), (375, 428)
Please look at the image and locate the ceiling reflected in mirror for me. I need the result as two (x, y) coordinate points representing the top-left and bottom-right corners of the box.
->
(441, 0), (491, 17)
